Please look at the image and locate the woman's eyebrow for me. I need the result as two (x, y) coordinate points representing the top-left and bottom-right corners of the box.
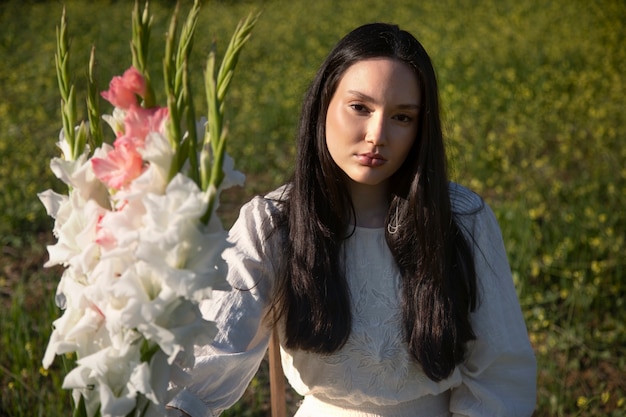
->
(346, 90), (420, 110)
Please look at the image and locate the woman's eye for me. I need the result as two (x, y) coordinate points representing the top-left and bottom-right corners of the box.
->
(350, 104), (368, 113)
(394, 114), (413, 123)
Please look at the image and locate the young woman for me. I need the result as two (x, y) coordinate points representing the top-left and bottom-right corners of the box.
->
(168, 23), (536, 417)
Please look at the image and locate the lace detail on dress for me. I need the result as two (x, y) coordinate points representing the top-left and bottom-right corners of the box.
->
(282, 227), (458, 407)
(338, 227), (409, 394)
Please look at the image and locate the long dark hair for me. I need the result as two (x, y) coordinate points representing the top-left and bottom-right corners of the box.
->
(269, 23), (477, 382)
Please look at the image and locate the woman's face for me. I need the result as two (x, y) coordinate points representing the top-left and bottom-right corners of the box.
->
(325, 58), (420, 190)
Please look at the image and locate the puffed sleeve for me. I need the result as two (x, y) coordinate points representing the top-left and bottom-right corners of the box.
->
(449, 201), (537, 417)
(168, 195), (281, 417)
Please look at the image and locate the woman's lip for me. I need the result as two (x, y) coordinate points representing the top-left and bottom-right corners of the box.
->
(356, 153), (386, 167)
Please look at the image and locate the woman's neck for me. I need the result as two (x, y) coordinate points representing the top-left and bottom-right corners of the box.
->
(348, 181), (389, 228)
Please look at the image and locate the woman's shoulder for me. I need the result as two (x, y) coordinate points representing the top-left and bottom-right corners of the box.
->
(234, 185), (289, 228)
(449, 182), (504, 245)
(262, 184), (290, 203)
(449, 182), (485, 215)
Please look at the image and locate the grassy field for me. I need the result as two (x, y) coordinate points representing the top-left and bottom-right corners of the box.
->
(1, 0), (625, 416)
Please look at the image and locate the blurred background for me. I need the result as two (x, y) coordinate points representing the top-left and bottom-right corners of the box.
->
(0, 0), (624, 415)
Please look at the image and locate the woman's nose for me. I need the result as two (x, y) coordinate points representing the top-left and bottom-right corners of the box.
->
(365, 114), (387, 146)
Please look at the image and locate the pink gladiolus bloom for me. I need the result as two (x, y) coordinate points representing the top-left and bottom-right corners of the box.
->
(117, 105), (169, 149)
(101, 67), (147, 110)
(95, 214), (117, 250)
(92, 142), (144, 190)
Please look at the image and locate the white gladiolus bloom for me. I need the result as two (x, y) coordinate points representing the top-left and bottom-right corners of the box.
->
(221, 152), (246, 191)
(63, 343), (140, 417)
(38, 189), (65, 221)
(43, 192), (104, 274)
(56, 127), (75, 160)
(102, 107), (127, 136)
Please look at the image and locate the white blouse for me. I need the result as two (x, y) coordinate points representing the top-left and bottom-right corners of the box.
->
(168, 183), (537, 417)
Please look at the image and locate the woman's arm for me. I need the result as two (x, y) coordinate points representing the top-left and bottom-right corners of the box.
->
(168, 196), (280, 417)
(450, 202), (537, 417)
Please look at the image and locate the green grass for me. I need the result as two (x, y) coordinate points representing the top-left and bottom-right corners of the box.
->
(1, 0), (625, 416)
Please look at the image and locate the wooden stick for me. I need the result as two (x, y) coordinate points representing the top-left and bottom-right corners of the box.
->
(269, 327), (287, 417)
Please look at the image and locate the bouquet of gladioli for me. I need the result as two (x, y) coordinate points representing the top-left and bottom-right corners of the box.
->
(38, 2), (257, 416)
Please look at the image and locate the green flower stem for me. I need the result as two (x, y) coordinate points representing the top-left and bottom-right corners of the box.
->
(183, 58), (200, 185)
(75, 121), (88, 159)
(164, 0), (202, 183)
(131, 1), (156, 108)
(87, 46), (104, 150)
(175, 0), (201, 97)
(201, 44), (219, 193)
(163, 2), (182, 153)
(176, 0), (201, 184)
(201, 12), (259, 223)
(215, 13), (260, 103)
(55, 8), (95, 163)
(55, 7), (78, 160)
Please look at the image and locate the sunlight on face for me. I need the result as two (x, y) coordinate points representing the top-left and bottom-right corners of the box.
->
(325, 58), (420, 190)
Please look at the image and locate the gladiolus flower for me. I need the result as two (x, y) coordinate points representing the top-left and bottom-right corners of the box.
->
(95, 214), (117, 250)
(92, 141), (144, 190)
(118, 105), (169, 149)
(101, 67), (146, 110)
(39, 9), (256, 413)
